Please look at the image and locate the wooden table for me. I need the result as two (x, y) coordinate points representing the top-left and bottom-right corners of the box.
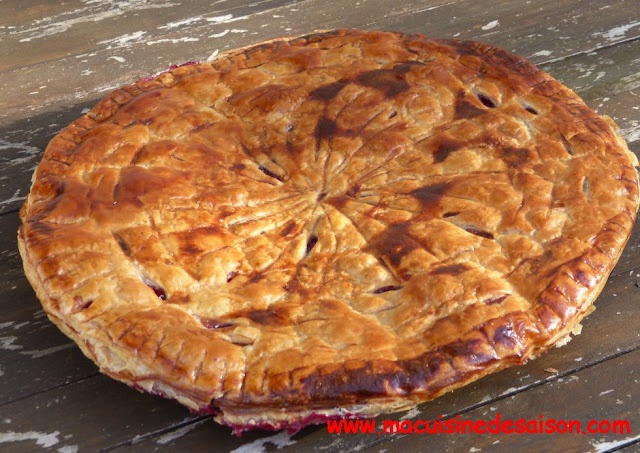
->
(1, 1), (639, 451)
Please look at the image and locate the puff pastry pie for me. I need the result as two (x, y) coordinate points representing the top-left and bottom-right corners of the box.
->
(18, 29), (640, 433)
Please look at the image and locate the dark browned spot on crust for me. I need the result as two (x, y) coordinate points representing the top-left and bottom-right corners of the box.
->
(432, 137), (464, 163)
(500, 146), (531, 165)
(280, 221), (298, 237)
(181, 244), (201, 255)
(326, 194), (349, 210)
(454, 90), (486, 119)
(376, 224), (416, 267)
(373, 285), (404, 294)
(355, 63), (416, 98)
(371, 223), (420, 280)
(431, 263), (471, 276)
(444, 338), (499, 367)
(447, 39), (492, 57)
(411, 182), (450, 215)
(248, 273), (263, 283)
(299, 351), (453, 400)
(316, 117), (339, 141)
(572, 269), (594, 287)
(28, 220), (57, 237)
(230, 163), (246, 171)
(492, 325), (519, 349)
(484, 294), (509, 305)
(309, 61), (420, 102)
(244, 308), (289, 326)
(258, 165), (283, 182)
(309, 81), (349, 101)
(465, 227), (494, 239)
(346, 183), (361, 198)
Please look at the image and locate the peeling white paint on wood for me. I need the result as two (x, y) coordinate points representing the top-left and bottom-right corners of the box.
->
(155, 420), (206, 445)
(20, 343), (76, 359)
(12, 0), (177, 42)
(531, 50), (552, 57)
(0, 139), (40, 166)
(0, 336), (22, 351)
(399, 407), (421, 421)
(481, 20), (499, 30)
(98, 31), (147, 49)
(229, 431), (297, 453)
(146, 38), (200, 46)
(0, 430), (60, 449)
(596, 21), (640, 40)
(591, 434), (640, 453)
(621, 121), (640, 143)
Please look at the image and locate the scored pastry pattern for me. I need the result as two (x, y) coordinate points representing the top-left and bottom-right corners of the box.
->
(19, 30), (638, 428)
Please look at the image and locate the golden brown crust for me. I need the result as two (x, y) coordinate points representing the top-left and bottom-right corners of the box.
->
(18, 29), (639, 431)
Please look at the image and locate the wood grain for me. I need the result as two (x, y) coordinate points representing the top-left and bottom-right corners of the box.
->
(3, 0), (640, 123)
(0, 375), (202, 453)
(367, 349), (640, 453)
(2, 2), (640, 214)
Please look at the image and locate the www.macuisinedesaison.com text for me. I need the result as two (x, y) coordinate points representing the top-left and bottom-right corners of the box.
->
(327, 413), (631, 435)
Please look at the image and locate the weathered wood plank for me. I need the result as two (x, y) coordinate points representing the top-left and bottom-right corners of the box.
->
(377, 0), (640, 63)
(540, 39), (640, 104)
(0, 375), (202, 453)
(0, 213), (23, 283)
(0, 0), (452, 122)
(67, 265), (640, 451)
(0, 0), (305, 72)
(365, 348), (640, 453)
(1, 37), (639, 215)
(3, 0), (640, 123)
(2, 0), (640, 215)
(0, 305), (98, 405)
(594, 90), (640, 146)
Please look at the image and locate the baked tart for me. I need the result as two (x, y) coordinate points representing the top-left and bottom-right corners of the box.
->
(18, 29), (640, 433)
